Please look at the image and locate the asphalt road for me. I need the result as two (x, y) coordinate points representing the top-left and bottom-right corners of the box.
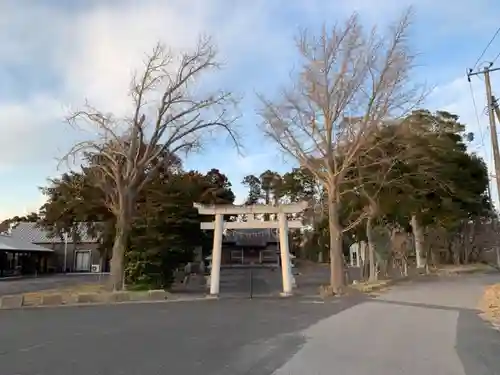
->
(1, 273), (499, 374)
(275, 273), (500, 375)
(0, 296), (361, 375)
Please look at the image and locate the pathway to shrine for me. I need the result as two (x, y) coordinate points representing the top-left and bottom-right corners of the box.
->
(194, 202), (307, 296)
(217, 267), (283, 297)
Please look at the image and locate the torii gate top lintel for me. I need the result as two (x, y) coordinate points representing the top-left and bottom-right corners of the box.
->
(193, 201), (308, 215)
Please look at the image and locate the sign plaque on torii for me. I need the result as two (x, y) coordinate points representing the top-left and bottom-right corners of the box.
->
(193, 201), (308, 296)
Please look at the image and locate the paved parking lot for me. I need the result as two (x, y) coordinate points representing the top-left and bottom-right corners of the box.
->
(0, 294), (361, 375)
(1, 273), (499, 375)
(0, 274), (107, 296)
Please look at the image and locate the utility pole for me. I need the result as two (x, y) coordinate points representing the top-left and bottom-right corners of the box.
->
(469, 64), (500, 269)
(468, 64), (500, 204)
(491, 95), (500, 188)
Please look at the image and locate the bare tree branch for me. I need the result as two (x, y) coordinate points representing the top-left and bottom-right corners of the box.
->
(61, 36), (240, 290)
(258, 9), (425, 292)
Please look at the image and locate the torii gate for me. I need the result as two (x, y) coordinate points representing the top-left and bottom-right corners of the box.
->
(193, 202), (308, 297)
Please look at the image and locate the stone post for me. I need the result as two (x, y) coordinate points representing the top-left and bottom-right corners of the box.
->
(210, 214), (224, 296)
(278, 212), (293, 296)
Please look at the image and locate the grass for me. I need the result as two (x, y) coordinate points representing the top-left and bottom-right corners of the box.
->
(318, 279), (395, 298)
(431, 263), (495, 275)
(480, 284), (500, 327)
(350, 279), (393, 293)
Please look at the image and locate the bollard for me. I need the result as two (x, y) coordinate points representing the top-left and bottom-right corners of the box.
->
(249, 267), (253, 299)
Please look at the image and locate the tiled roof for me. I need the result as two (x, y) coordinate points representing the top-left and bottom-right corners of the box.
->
(9, 223), (99, 244)
(0, 234), (53, 252)
(224, 228), (278, 246)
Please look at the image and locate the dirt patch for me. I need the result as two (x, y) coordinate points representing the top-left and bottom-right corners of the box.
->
(317, 279), (395, 298)
(350, 279), (393, 293)
(479, 284), (500, 328)
(431, 263), (495, 276)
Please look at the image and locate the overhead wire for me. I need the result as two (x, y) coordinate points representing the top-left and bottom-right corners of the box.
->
(468, 26), (500, 202)
(472, 26), (500, 70)
(468, 80), (486, 150)
(492, 49), (500, 67)
(468, 80), (492, 191)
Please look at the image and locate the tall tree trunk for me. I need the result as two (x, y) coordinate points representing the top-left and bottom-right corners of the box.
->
(110, 219), (128, 291)
(110, 193), (132, 291)
(100, 247), (108, 273)
(463, 223), (474, 264)
(327, 198), (345, 293)
(360, 241), (369, 280)
(263, 190), (270, 221)
(366, 216), (377, 282)
(452, 239), (460, 265)
(411, 215), (425, 268)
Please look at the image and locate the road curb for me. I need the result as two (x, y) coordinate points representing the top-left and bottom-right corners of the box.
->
(41, 293), (64, 306)
(0, 294), (24, 309)
(0, 296), (211, 310)
(0, 290), (208, 310)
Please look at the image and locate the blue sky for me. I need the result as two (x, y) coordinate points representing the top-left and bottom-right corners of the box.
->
(0, 0), (500, 219)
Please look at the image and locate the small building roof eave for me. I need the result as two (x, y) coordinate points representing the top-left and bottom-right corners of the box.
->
(0, 235), (53, 253)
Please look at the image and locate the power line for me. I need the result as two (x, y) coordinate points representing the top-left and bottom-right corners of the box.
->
(468, 79), (493, 196)
(492, 49), (500, 67)
(468, 80), (486, 149)
(467, 65), (500, 208)
(472, 27), (500, 70)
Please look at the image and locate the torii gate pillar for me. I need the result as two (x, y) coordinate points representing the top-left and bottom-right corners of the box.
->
(278, 212), (293, 295)
(210, 213), (224, 296)
(194, 202), (307, 297)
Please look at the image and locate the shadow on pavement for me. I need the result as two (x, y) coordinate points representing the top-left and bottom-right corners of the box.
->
(0, 294), (364, 375)
(456, 310), (500, 375)
(366, 290), (500, 375)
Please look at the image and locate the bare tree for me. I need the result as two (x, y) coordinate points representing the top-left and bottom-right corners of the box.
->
(64, 37), (239, 290)
(258, 10), (423, 293)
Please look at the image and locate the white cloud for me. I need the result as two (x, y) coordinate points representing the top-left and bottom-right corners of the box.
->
(426, 72), (500, 206)
(0, 0), (496, 169)
(294, 0), (496, 33)
(0, 190), (46, 221)
(428, 75), (497, 155)
(0, 95), (66, 170)
(234, 154), (271, 175)
(60, 1), (209, 115)
(0, 0), (296, 216)
(0, 0), (296, 169)
(0, 0), (499, 215)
